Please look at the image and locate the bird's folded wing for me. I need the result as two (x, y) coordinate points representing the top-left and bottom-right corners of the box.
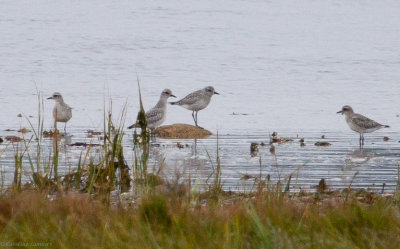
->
(64, 104), (72, 110)
(145, 108), (163, 123)
(176, 90), (201, 105)
(352, 114), (381, 129)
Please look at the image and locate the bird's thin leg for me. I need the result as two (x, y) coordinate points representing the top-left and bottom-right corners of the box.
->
(362, 134), (365, 146)
(64, 123), (67, 134)
(195, 111), (204, 129)
(192, 111), (197, 126)
(192, 111), (196, 126)
(359, 133), (362, 147)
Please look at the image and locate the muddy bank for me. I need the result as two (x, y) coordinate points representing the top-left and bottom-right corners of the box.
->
(155, 124), (212, 139)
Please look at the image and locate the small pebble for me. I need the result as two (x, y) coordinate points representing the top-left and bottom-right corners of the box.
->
(240, 174), (252, 180)
(87, 130), (102, 136)
(383, 137), (389, 141)
(18, 128), (31, 134)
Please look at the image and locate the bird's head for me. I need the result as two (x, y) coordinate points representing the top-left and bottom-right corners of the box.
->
(161, 89), (176, 98)
(47, 92), (64, 102)
(204, 86), (219, 96)
(337, 105), (354, 115)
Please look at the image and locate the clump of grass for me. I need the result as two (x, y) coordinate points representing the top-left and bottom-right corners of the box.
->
(131, 79), (168, 195)
(132, 81), (150, 184)
(19, 89), (63, 192)
(6, 88), (131, 202)
(83, 98), (130, 202)
(0, 187), (400, 248)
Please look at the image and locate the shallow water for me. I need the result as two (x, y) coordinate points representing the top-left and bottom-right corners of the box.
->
(1, 129), (399, 192)
(1, 0), (399, 191)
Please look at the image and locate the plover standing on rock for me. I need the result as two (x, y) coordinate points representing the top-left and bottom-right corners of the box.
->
(337, 105), (390, 146)
(170, 86), (219, 128)
(128, 89), (176, 130)
(47, 92), (72, 133)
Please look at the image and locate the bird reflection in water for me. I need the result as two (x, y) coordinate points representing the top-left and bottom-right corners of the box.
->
(344, 148), (375, 170)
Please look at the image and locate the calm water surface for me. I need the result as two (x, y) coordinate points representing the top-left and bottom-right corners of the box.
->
(0, 0), (399, 190)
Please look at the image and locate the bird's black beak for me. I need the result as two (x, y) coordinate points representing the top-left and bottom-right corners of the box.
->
(47, 97), (53, 100)
(171, 94), (177, 98)
(337, 110), (343, 114)
(214, 91), (220, 95)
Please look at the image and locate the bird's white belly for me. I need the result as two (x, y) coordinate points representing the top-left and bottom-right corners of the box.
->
(346, 117), (362, 133)
(54, 106), (72, 123)
(362, 127), (381, 133)
(185, 99), (209, 111)
(148, 116), (165, 129)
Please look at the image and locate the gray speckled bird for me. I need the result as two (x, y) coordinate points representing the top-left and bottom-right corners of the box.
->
(47, 92), (72, 133)
(337, 105), (390, 146)
(170, 86), (219, 128)
(128, 89), (176, 130)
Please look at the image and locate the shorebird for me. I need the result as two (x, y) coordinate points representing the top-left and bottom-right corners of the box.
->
(170, 86), (219, 128)
(337, 105), (390, 146)
(47, 92), (72, 133)
(128, 89), (176, 130)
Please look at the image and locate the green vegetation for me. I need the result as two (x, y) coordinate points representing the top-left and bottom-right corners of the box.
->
(0, 188), (400, 248)
(0, 85), (400, 248)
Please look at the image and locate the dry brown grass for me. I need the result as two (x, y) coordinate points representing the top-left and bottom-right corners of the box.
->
(0, 187), (399, 249)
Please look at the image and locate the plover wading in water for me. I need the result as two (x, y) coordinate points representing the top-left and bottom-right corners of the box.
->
(170, 86), (219, 128)
(47, 92), (72, 133)
(128, 89), (176, 130)
(337, 105), (390, 146)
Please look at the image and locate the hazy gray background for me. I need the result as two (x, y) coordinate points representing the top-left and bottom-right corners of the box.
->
(1, 0), (399, 134)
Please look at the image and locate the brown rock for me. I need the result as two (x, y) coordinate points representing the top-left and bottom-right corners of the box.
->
(315, 141), (331, 146)
(6, 136), (23, 142)
(43, 130), (63, 138)
(18, 128), (31, 134)
(155, 124), (212, 139)
(271, 137), (293, 144)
